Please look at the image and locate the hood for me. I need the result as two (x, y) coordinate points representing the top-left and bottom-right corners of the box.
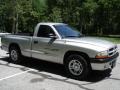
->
(64, 37), (115, 49)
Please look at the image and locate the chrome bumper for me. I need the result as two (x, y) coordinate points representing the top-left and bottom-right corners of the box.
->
(91, 59), (116, 70)
(90, 52), (119, 71)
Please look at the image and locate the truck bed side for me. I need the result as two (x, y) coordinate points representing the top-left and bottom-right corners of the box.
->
(1, 35), (33, 57)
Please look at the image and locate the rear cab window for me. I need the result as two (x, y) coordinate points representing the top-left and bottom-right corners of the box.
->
(37, 25), (56, 38)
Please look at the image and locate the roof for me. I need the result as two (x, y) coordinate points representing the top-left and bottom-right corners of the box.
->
(38, 22), (66, 26)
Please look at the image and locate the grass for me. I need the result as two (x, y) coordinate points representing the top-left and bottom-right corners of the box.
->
(95, 37), (120, 44)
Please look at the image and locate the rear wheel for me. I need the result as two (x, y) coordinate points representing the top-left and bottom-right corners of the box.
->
(9, 46), (22, 63)
(65, 54), (90, 80)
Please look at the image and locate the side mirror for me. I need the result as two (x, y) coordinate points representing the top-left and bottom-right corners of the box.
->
(49, 33), (57, 39)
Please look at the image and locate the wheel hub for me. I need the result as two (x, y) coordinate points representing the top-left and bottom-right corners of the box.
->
(69, 60), (83, 76)
(74, 64), (80, 71)
(11, 50), (18, 61)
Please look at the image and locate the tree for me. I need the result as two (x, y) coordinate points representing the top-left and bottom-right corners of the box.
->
(0, 0), (120, 35)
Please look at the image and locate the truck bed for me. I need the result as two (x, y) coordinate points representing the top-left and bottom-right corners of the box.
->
(2, 34), (33, 57)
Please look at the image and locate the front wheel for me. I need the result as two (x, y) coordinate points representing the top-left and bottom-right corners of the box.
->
(9, 46), (22, 63)
(65, 54), (90, 80)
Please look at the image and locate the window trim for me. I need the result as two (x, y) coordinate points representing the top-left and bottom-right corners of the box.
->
(37, 25), (57, 38)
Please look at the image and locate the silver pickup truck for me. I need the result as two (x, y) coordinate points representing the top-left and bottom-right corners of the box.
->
(1, 23), (119, 79)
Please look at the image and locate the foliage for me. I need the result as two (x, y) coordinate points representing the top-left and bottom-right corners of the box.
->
(0, 0), (120, 35)
(95, 36), (120, 44)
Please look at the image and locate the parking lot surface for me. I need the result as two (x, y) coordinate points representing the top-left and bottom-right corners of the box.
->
(0, 40), (120, 90)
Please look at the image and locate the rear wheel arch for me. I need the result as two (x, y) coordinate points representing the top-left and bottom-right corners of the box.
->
(9, 43), (23, 63)
(9, 43), (21, 54)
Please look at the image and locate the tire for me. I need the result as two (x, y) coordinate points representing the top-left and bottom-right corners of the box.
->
(9, 46), (22, 63)
(65, 54), (89, 80)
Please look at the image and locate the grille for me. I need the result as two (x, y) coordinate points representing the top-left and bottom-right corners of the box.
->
(108, 46), (117, 56)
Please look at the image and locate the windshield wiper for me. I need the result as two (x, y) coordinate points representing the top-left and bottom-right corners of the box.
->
(65, 36), (82, 38)
(66, 36), (77, 37)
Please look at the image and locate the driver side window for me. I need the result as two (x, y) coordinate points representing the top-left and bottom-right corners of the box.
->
(37, 25), (55, 38)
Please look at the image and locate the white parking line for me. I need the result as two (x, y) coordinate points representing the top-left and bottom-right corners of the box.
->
(0, 69), (34, 81)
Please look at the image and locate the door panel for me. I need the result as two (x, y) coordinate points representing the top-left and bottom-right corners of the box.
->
(32, 37), (60, 63)
(31, 25), (63, 63)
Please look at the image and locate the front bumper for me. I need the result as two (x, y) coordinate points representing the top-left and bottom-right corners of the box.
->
(90, 52), (119, 71)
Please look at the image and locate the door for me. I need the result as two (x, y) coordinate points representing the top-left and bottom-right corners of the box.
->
(32, 25), (60, 63)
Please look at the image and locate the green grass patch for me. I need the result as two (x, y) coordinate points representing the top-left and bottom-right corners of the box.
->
(95, 37), (120, 44)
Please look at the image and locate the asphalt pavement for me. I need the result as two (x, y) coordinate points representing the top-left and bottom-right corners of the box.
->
(0, 39), (120, 90)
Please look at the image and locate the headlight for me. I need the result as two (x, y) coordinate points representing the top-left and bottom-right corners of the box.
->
(95, 50), (110, 59)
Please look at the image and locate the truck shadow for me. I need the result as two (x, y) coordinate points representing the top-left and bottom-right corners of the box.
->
(0, 57), (112, 82)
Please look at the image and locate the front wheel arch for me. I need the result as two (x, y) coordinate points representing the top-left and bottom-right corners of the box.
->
(64, 54), (90, 80)
(63, 51), (91, 67)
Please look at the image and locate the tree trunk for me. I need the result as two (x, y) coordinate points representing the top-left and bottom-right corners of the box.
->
(16, 13), (19, 33)
(12, 17), (16, 34)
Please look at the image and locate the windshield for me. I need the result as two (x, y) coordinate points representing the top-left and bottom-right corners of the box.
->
(54, 25), (82, 38)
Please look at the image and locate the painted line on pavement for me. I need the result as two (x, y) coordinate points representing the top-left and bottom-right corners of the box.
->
(0, 69), (34, 81)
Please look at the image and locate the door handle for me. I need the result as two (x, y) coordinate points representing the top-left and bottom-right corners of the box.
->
(34, 41), (38, 44)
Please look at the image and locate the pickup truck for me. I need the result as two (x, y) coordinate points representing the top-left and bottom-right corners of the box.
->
(1, 23), (119, 80)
